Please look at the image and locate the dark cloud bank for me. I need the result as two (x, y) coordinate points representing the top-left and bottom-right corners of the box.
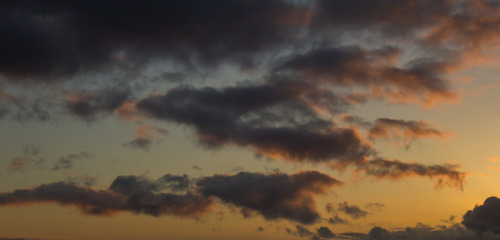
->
(0, 171), (341, 224)
(1, 0), (493, 188)
(2, 1), (500, 238)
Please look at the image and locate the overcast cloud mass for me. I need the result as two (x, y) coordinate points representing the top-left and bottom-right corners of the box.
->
(1, 0), (500, 239)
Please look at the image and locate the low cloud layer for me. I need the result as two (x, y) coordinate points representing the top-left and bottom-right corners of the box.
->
(0, 171), (342, 224)
(366, 223), (500, 240)
(0, 175), (212, 218)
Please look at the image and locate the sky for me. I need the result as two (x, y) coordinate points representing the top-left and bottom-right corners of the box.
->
(1, 0), (500, 239)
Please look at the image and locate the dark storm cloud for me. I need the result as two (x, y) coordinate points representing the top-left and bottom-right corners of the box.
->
(0, 0), (308, 81)
(462, 196), (500, 233)
(137, 79), (374, 164)
(355, 158), (465, 189)
(0, 176), (212, 217)
(52, 152), (93, 171)
(197, 171), (343, 224)
(295, 225), (314, 237)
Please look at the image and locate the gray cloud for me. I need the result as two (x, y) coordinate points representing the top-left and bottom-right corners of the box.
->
(317, 226), (336, 239)
(197, 171), (343, 224)
(64, 88), (132, 121)
(0, 171), (342, 224)
(0, 0), (307, 81)
(462, 196), (500, 233)
(137, 79), (374, 165)
(368, 118), (450, 146)
(0, 175), (212, 218)
(354, 158), (466, 189)
(52, 152), (93, 171)
(328, 216), (348, 225)
(367, 223), (500, 240)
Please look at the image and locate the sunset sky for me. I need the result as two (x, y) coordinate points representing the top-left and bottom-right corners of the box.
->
(2, 1), (500, 239)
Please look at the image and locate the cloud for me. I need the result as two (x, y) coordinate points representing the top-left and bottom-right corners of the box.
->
(354, 158), (466, 189)
(197, 171), (343, 224)
(0, 91), (52, 122)
(0, 175), (213, 218)
(52, 152), (93, 171)
(335, 202), (370, 219)
(327, 216), (349, 225)
(365, 202), (385, 212)
(8, 156), (44, 171)
(317, 226), (336, 239)
(64, 89), (131, 121)
(124, 124), (168, 150)
(326, 202), (371, 220)
(295, 225), (314, 237)
(0, 0), (308, 81)
(21, 143), (40, 156)
(367, 118), (451, 146)
(366, 223), (500, 240)
(276, 46), (458, 106)
(462, 196), (500, 233)
(0, 171), (343, 224)
(311, 0), (452, 37)
(137, 79), (374, 165)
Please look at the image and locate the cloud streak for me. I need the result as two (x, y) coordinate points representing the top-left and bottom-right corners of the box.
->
(354, 158), (465, 189)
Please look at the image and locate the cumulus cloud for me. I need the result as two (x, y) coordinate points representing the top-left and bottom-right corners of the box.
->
(462, 196), (500, 233)
(197, 171), (343, 224)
